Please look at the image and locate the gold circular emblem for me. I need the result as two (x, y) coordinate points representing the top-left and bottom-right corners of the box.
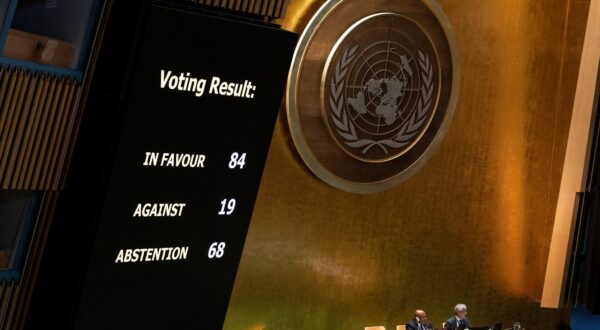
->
(287, 0), (459, 193)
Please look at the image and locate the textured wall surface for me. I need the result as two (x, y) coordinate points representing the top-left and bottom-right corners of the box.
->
(223, 0), (590, 329)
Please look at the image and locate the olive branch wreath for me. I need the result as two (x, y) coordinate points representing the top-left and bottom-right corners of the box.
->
(329, 46), (434, 155)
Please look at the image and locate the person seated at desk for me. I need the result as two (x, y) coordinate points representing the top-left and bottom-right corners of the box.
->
(444, 304), (471, 330)
(407, 309), (433, 330)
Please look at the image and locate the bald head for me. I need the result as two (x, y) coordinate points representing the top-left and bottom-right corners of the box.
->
(414, 309), (428, 323)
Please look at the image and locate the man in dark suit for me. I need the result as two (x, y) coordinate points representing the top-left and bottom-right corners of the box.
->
(406, 309), (433, 330)
(444, 304), (471, 330)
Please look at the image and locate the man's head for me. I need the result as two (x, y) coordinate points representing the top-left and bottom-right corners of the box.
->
(453, 304), (467, 320)
(414, 309), (428, 324)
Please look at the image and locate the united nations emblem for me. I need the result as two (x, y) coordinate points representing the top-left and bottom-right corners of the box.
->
(287, 0), (459, 193)
(323, 13), (440, 162)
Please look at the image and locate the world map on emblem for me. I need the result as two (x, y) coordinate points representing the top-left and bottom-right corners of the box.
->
(323, 13), (440, 162)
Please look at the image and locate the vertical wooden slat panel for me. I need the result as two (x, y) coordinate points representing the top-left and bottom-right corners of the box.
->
(0, 73), (82, 191)
(277, 0), (284, 17)
(42, 81), (74, 189)
(23, 78), (57, 189)
(253, 0), (261, 15)
(272, 0), (277, 16)
(274, 0), (282, 18)
(36, 79), (67, 188)
(261, 0), (268, 16)
(172, 1), (302, 33)
(0, 70), (20, 173)
(265, 0), (270, 16)
(254, 0), (266, 15)
(257, 0), (264, 15)
(16, 78), (50, 189)
(0, 71), (26, 187)
(31, 79), (63, 189)
(2, 74), (38, 189)
(0, 70), (25, 137)
(11, 76), (45, 189)
(276, 0), (281, 18)
(0, 67), (8, 109)
(0, 67), (11, 115)
(267, 0), (275, 18)
(50, 83), (78, 190)
(0, 72), (32, 187)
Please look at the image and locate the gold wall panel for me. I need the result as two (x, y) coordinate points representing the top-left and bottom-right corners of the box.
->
(223, 0), (590, 328)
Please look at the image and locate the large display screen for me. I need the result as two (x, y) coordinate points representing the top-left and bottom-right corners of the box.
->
(74, 4), (296, 329)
